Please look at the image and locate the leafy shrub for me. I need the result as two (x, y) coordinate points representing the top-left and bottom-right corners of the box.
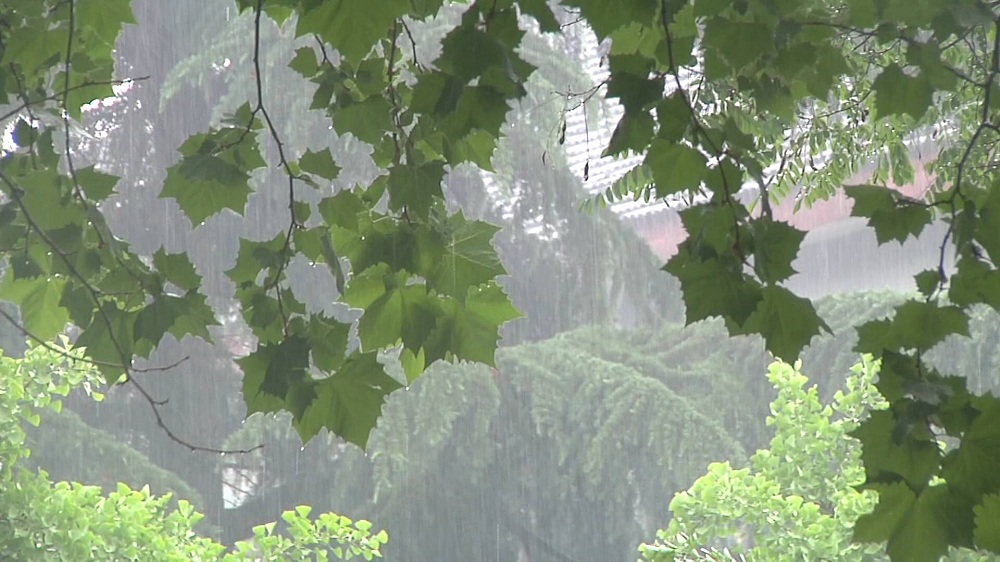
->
(0, 341), (386, 561)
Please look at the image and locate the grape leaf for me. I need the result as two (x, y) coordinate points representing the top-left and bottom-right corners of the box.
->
(845, 184), (932, 244)
(297, 0), (411, 62)
(873, 63), (933, 120)
(161, 111), (265, 226)
(663, 250), (763, 328)
(0, 275), (69, 342)
(974, 494), (1000, 553)
(386, 161), (445, 219)
(424, 212), (506, 299)
(850, 410), (941, 488)
(854, 483), (969, 562)
(750, 219), (806, 284)
(293, 351), (403, 447)
(424, 283), (520, 366)
(562, 0), (658, 39)
(741, 285), (829, 361)
(75, 166), (119, 202)
(152, 248), (202, 292)
(134, 293), (217, 355)
(645, 140), (709, 197)
(298, 148), (341, 181)
(941, 397), (1000, 500)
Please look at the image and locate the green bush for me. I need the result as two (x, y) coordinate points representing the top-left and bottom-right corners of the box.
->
(640, 358), (993, 562)
(0, 341), (387, 561)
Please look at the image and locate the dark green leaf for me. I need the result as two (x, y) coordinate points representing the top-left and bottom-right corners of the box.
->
(664, 250), (762, 327)
(914, 269), (942, 298)
(873, 63), (933, 120)
(741, 285), (829, 361)
(851, 410), (941, 487)
(298, 149), (341, 181)
(0, 275), (69, 342)
(854, 483), (967, 562)
(386, 161), (445, 219)
(703, 19), (774, 72)
(288, 46), (319, 78)
(424, 283), (520, 366)
(518, 0), (560, 32)
(562, 0), (658, 39)
(297, 0), (410, 61)
(845, 185), (932, 244)
(974, 494), (1000, 553)
(152, 248), (202, 292)
(942, 396), (1000, 500)
(161, 116), (266, 226)
(645, 140), (708, 197)
(294, 351), (403, 447)
(603, 111), (655, 157)
(750, 219), (806, 284)
(75, 166), (119, 202)
(892, 301), (969, 351)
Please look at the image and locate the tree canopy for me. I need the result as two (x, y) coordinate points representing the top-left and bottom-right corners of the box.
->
(5, 0), (1000, 559)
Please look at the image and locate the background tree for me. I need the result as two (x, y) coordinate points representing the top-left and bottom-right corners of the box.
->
(6, 0), (1000, 559)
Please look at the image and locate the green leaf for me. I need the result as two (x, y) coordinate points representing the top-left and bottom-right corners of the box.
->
(288, 46), (319, 78)
(0, 275), (69, 341)
(386, 161), (445, 219)
(75, 303), (136, 382)
(854, 483), (966, 562)
(703, 19), (774, 73)
(950, 256), (1000, 311)
(892, 301), (968, 351)
(645, 140), (708, 197)
(975, 182), (1000, 265)
(439, 15), (532, 95)
(914, 269), (941, 298)
(974, 494), (1000, 553)
(343, 266), (442, 351)
(845, 185), (932, 244)
(517, 0), (560, 32)
(423, 212), (506, 299)
(134, 293), (216, 353)
(226, 234), (288, 286)
(664, 250), (762, 328)
(308, 314), (351, 372)
(152, 248), (202, 292)
(298, 149), (341, 181)
(741, 286), (829, 361)
(246, 336), (310, 400)
(603, 111), (655, 157)
(238, 337), (311, 416)
(399, 347), (425, 384)
(562, 0), (658, 39)
(750, 220), (806, 284)
(873, 63), (933, 120)
(941, 396), (1000, 500)
(424, 283), (520, 366)
(75, 166), (119, 202)
(851, 410), (941, 488)
(606, 57), (663, 112)
(294, 351), (403, 447)
(296, 0), (411, 62)
(330, 96), (395, 145)
(161, 112), (265, 226)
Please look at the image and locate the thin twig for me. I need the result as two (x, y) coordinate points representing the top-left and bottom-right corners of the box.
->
(0, 76), (149, 123)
